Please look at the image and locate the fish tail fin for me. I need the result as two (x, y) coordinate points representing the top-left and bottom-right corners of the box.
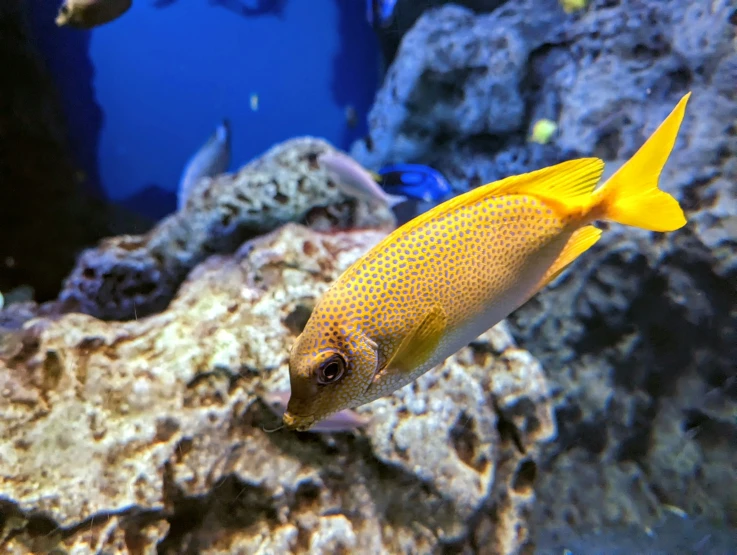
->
(591, 92), (691, 232)
(386, 194), (408, 208)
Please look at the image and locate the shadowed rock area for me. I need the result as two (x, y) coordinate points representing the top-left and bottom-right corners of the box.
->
(0, 0), (112, 302)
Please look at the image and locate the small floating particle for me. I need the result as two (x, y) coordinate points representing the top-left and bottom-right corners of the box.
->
(662, 504), (688, 518)
(250, 93), (259, 111)
(530, 118), (558, 145)
(559, 0), (588, 14)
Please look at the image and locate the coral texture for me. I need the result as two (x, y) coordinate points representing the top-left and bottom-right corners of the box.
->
(58, 138), (396, 321)
(0, 224), (554, 554)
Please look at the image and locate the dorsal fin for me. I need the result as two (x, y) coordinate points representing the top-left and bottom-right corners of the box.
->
(480, 158), (605, 203)
(335, 158), (605, 286)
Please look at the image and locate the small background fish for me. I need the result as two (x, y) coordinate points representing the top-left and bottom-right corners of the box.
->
(56, 0), (132, 28)
(318, 151), (406, 209)
(378, 163), (453, 203)
(261, 390), (368, 433)
(177, 120), (231, 210)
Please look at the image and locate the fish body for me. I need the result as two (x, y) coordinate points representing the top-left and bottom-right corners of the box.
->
(285, 93), (692, 431)
(56, 0), (132, 28)
(378, 163), (453, 203)
(318, 151), (407, 209)
(177, 120), (231, 210)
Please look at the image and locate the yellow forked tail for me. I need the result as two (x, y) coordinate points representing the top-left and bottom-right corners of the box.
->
(592, 92), (691, 232)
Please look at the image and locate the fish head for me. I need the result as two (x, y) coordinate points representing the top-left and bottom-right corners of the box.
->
(284, 316), (378, 431)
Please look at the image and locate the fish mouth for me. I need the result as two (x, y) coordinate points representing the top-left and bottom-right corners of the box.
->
(283, 411), (315, 432)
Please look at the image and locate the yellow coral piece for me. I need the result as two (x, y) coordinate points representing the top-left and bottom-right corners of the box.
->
(530, 118), (559, 144)
(560, 0), (588, 14)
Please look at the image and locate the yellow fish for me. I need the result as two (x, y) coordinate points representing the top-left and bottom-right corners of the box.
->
(285, 93), (691, 431)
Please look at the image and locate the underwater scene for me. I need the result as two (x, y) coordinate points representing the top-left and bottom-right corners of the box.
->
(0, 0), (736, 553)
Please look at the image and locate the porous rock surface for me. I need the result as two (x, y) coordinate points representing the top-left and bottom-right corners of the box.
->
(352, 0), (737, 541)
(0, 223), (555, 554)
(57, 138), (396, 322)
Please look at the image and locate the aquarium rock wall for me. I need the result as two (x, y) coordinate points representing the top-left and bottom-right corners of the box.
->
(353, 0), (737, 539)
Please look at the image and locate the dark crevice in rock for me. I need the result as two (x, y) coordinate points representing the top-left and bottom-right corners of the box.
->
(682, 409), (737, 449)
(450, 411), (485, 471)
(511, 459), (538, 495)
(0, 496), (165, 554)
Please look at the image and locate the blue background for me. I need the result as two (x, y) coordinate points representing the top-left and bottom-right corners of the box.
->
(29, 0), (380, 204)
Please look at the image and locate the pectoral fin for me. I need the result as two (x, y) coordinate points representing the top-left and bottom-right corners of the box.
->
(382, 306), (448, 376)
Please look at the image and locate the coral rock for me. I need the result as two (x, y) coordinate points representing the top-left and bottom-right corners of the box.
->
(0, 223), (554, 554)
(57, 138), (396, 321)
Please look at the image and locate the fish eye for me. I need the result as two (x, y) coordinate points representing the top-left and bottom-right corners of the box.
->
(317, 354), (345, 385)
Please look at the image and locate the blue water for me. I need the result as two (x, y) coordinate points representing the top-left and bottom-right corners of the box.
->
(29, 0), (380, 206)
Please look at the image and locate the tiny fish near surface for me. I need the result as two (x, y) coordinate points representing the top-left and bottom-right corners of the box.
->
(284, 93), (692, 431)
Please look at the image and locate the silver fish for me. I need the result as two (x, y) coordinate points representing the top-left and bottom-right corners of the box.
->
(177, 120), (231, 210)
(318, 151), (407, 209)
(262, 390), (369, 433)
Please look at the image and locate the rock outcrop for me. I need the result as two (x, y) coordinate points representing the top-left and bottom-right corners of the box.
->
(58, 138), (396, 322)
(0, 224), (555, 554)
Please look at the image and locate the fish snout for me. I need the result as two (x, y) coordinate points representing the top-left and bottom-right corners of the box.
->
(283, 411), (315, 432)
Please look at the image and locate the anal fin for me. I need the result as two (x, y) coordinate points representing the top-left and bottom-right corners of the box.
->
(538, 226), (602, 289)
(381, 306), (448, 377)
